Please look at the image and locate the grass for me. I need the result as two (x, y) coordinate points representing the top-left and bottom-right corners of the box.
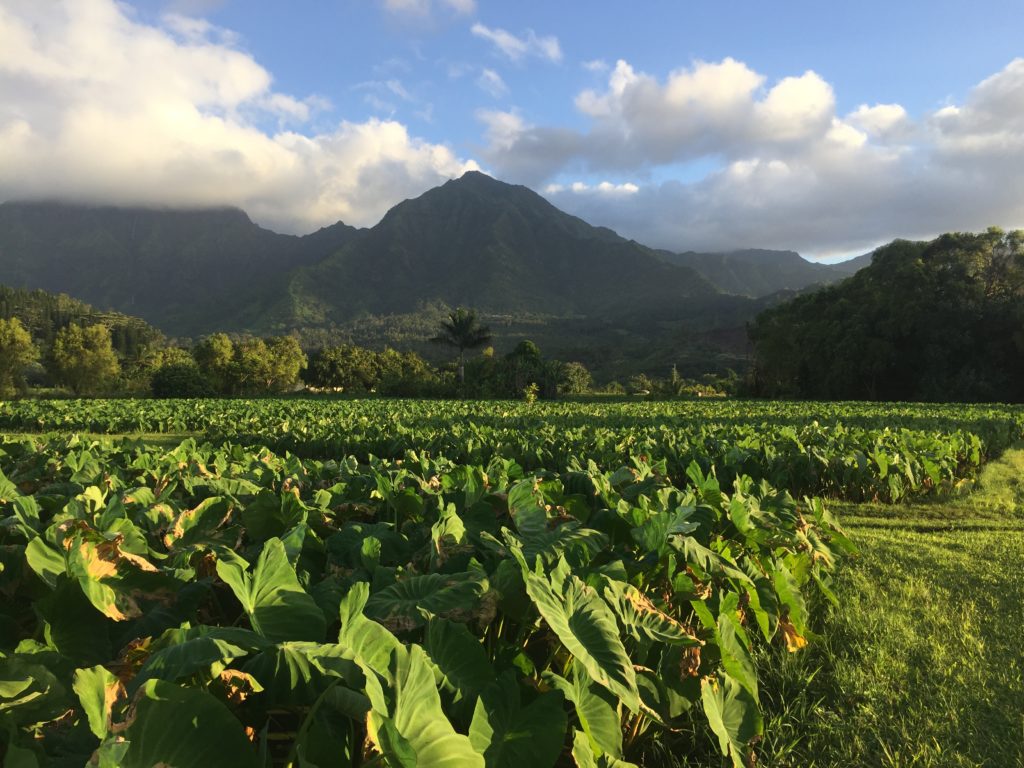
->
(759, 446), (1024, 767)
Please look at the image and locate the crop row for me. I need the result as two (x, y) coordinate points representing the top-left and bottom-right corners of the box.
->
(1, 398), (1021, 502)
(0, 434), (852, 767)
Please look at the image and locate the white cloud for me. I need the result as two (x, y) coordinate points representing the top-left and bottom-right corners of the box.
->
(0, 0), (477, 232)
(379, 0), (475, 16)
(476, 68), (508, 98)
(582, 58), (608, 73)
(519, 57), (1024, 256)
(847, 103), (910, 139)
(471, 23), (562, 63)
(546, 180), (639, 196)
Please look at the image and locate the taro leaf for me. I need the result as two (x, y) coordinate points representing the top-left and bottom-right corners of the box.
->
(9, 496), (41, 539)
(424, 618), (493, 699)
(119, 679), (260, 768)
(64, 528), (176, 622)
(367, 645), (484, 768)
(773, 562), (809, 636)
(163, 496), (232, 549)
(545, 667), (622, 759)
(294, 694), (359, 768)
(716, 606), (758, 700)
(506, 479), (548, 537)
(700, 673), (763, 768)
(569, 729), (639, 768)
(468, 673), (566, 768)
(601, 580), (700, 647)
(130, 635), (250, 695)
(72, 665), (124, 740)
(522, 557), (639, 712)
(243, 643), (332, 707)
(241, 490), (307, 542)
(365, 572), (486, 631)
(520, 526), (608, 567)
(0, 654), (67, 727)
(337, 582), (402, 679)
(24, 538), (65, 588)
(36, 580), (112, 665)
(216, 538), (326, 644)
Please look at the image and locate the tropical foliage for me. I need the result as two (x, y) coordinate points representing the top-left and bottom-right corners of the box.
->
(0, 432), (850, 766)
(750, 229), (1024, 401)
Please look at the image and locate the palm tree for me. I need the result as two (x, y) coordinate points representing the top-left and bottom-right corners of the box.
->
(431, 308), (492, 386)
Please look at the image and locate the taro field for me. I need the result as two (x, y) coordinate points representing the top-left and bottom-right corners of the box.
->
(0, 398), (1021, 768)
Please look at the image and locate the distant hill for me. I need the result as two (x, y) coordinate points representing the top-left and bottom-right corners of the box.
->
(0, 202), (362, 336)
(657, 248), (869, 297)
(827, 251), (874, 276)
(0, 284), (162, 357)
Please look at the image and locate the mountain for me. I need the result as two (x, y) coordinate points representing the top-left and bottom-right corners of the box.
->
(278, 171), (718, 326)
(0, 173), (873, 379)
(657, 248), (868, 297)
(827, 251), (874, 276)
(0, 202), (362, 336)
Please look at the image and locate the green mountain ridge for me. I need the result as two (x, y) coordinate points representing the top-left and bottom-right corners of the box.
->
(657, 248), (872, 297)
(0, 201), (363, 336)
(0, 172), (874, 378)
(281, 171), (719, 326)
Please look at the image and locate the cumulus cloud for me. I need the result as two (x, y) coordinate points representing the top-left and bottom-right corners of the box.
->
(0, 0), (477, 233)
(471, 23), (562, 63)
(485, 56), (1024, 256)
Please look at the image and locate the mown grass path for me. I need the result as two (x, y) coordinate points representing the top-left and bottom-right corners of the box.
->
(761, 449), (1024, 768)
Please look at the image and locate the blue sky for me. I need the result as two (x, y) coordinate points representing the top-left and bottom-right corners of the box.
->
(2, 0), (1023, 257)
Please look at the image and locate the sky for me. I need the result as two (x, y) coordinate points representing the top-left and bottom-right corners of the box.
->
(1, 1), (1023, 259)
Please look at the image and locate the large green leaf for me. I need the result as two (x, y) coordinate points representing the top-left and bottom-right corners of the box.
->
(216, 538), (326, 643)
(468, 673), (566, 768)
(368, 645), (484, 768)
(337, 582), (402, 679)
(700, 673), (762, 768)
(118, 679), (260, 768)
(130, 634), (250, 694)
(569, 730), (639, 768)
(72, 665), (123, 740)
(424, 618), (493, 699)
(546, 667), (623, 759)
(365, 572), (486, 630)
(522, 557), (639, 712)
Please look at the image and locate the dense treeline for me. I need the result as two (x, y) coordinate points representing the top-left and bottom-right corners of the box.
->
(0, 285), (162, 357)
(0, 300), (594, 399)
(749, 229), (1024, 402)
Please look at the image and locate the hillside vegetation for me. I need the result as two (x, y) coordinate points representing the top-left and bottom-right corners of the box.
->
(750, 228), (1024, 402)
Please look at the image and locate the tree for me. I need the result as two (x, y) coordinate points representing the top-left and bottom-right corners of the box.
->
(51, 324), (120, 396)
(306, 345), (379, 392)
(194, 333), (235, 393)
(559, 361), (592, 395)
(151, 362), (214, 398)
(0, 318), (39, 398)
(431, 308), (492, 386)
(264, 336), (307, 393)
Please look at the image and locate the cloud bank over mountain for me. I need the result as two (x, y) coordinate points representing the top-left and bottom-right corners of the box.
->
(0, 0), (1021, 256)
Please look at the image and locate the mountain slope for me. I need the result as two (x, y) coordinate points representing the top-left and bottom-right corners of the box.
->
(0, 202), (362, 335)
(281, 171), (719, 325)
(658, 248), (869, 297)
